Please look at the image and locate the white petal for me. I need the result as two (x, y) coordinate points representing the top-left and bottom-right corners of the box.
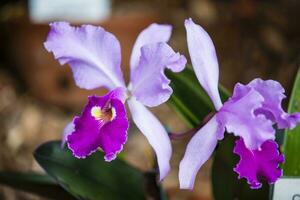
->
(130, 23), (172, 73)
(185, 18), (222, 110)
(179, 116), (224, 189)
(44, 22), (125, 90)
(127, 97), (172, 180)
(61, 120), (75, 147)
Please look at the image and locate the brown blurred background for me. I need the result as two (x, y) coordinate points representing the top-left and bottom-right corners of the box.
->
(0, 0), (299, 199)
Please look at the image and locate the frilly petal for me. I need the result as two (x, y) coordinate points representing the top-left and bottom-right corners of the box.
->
(217, 83), (275, 150)
(67, 88), (128, 160)
(44, 22), (125, 90)
(249, 78), (300, 129)
(127, 97), (172, 180)
(130, 42), (186, 107)
(179, 116), (225, 189)
(233, 138), (284, 189)
(130, 23), (172, 73)
(99, 98), (129, 161)
(185, 18), (222, 110)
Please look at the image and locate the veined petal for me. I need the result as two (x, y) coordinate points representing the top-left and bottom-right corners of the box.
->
(99, 99), (129, 161)
(130, 42), (186, 107)
(127, 97), (172, 180)
(217, 83), (275, 150)
(185, 18), (222, 110)
(44, 22), (125, 90)
(67, 88), (128, 161)
(233, 138), (284, 189)
(130, 23), (172, 73)
(179, 116), (225, 189)
(249, 78), (300, 129)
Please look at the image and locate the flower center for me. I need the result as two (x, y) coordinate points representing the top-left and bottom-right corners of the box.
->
(91, 106), (116, 122)
(91, 106), (102, 120)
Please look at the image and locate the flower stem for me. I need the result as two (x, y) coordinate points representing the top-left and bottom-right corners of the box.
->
(168, 112), (215, 140)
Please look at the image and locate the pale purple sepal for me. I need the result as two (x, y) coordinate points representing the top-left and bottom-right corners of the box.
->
(249, 78), (300, 129)
(61, 121), (75, 148)
(217, 83), (275, 150)
(184, 18), (222, 110)
(44, 22), (125, 90)
(130, 42), (186, 107)
(127, 97), (172, 180)
(233, 138), (284, 189)
(67, 89), (128, 161)
(130, 23), (172, 74)
(179, 116), (225, 189)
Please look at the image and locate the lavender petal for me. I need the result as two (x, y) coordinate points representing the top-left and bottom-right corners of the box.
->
(44, 22), (125, 90)
(217, 83), (275, 150)
(179, 116), (225, 189)
(249, 78), (300, 129)
(127, 97), (172, 180)
(130, 23), (172, 73)
(130, 42), (186, 107)
(185, 18), (222, 110)
(61, 121), (75, 147)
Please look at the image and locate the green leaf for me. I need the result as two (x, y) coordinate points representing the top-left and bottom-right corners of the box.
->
(0, 171), (76, 200)
(167, 66), (230, 127)
(34, 141), (146, 200)
(143, 171), (169, 200)
(168, 66), (269, 199)
(283, 68), (300, 176)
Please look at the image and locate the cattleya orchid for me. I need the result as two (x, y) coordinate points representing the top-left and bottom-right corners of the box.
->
(44, 22), (187, 180)
(179, 18), (300, 189)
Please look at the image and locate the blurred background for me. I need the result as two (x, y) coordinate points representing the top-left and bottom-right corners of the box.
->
(0, 0), (299, 199)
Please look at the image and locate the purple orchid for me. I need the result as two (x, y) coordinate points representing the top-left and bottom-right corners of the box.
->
(44, 22), (187, 180)
(179, 18), (300, 189)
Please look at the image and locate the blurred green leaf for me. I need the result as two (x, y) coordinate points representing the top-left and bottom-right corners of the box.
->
(283, 68), (300, 176)
(0, 171), (76, 200)
(168, 66), (269, 199)
(34, 141), (146, 200)
(167, 66), (230, 127)
(143, 171), (169, 200)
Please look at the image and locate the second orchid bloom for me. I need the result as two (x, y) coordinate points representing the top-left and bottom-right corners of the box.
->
(44, 22), (187, 180)
(179, 18), (300, 189)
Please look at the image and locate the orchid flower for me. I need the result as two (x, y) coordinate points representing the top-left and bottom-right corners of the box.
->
(44, 22), (187, 180)
(179, 18), (300, 189)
